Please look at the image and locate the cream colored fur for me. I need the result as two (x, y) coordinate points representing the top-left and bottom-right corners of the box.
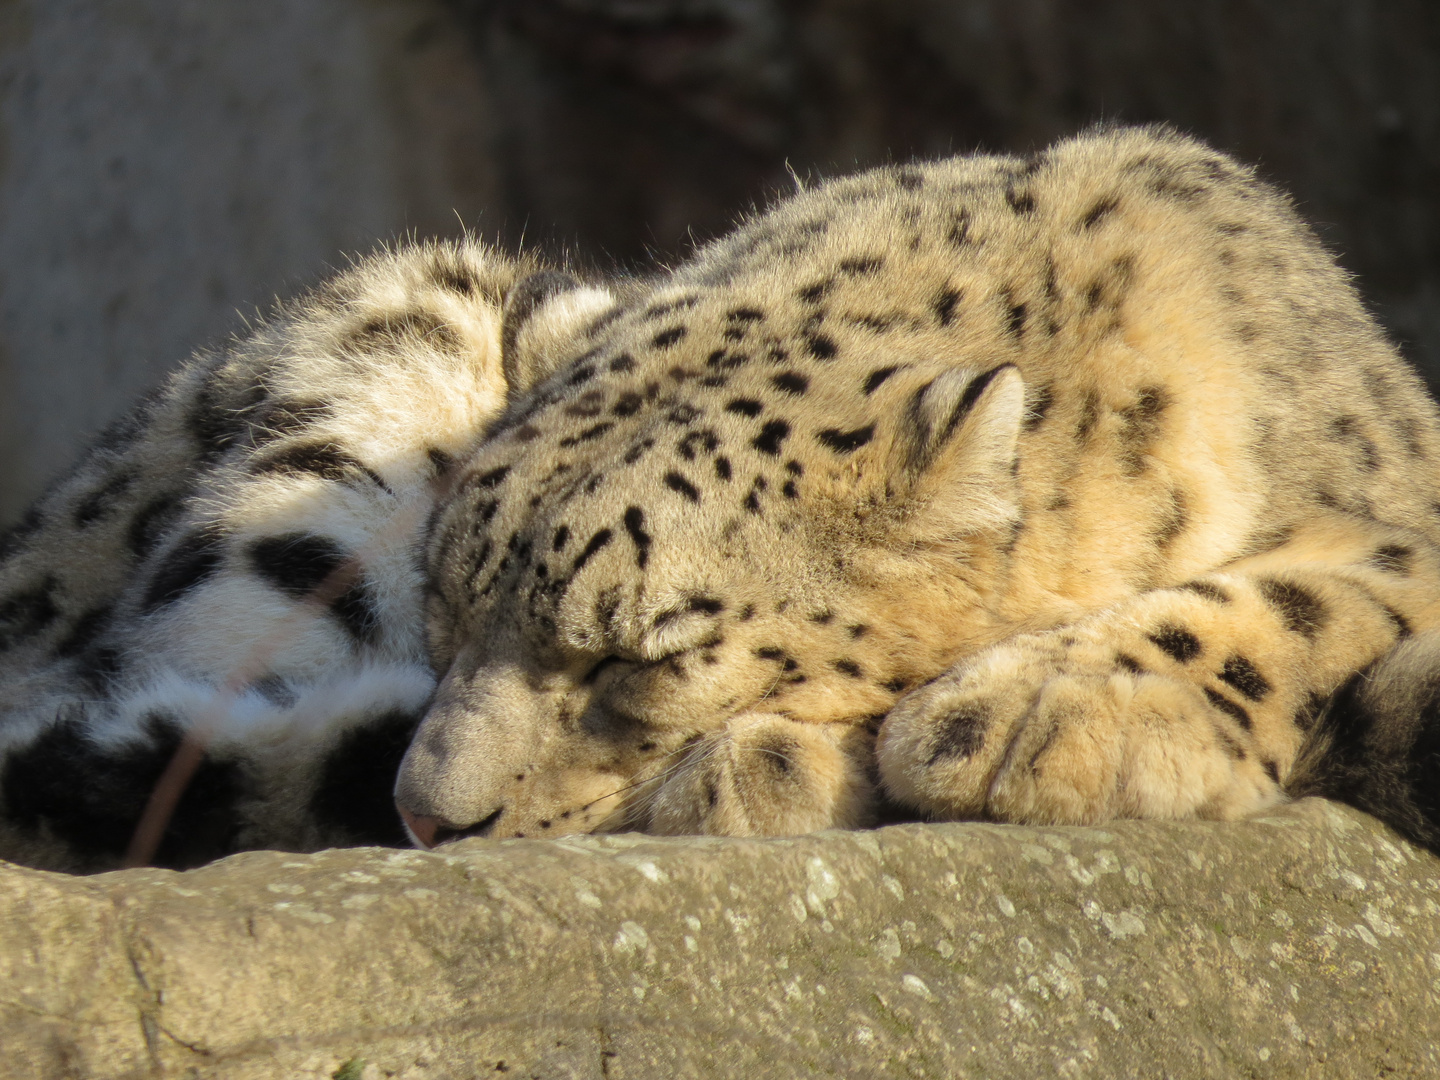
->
(402, 126), (1440, 851)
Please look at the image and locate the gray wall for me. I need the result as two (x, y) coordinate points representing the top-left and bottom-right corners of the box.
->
(0, 0), (499, 523)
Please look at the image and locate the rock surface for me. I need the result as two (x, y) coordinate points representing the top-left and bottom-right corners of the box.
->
(4, 798), (1439, 1079)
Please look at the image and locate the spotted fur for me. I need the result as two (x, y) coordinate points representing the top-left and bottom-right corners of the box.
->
(8, 126), (1440, 871)
(400, 126), (1440, 854)
(0, 239), (618, 871)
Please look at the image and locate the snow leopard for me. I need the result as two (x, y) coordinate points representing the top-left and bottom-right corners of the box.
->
(0, 240), (618, 871)
(397, 125), (1440, 854)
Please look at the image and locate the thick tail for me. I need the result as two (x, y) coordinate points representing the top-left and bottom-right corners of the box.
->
(1288, 630), (1440, 853)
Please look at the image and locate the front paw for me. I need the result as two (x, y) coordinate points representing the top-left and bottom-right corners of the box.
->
(875, 635), (1078, 819)
(638, 714), (876, 836)
(876, 635), (1251, 825)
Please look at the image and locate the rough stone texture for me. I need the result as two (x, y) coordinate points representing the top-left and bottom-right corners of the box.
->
(4, 798), (1438, 1079)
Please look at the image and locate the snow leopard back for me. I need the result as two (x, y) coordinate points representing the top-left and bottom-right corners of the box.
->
(0, 239), (589, 871)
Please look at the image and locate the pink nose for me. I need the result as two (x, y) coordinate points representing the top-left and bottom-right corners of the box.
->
(398, 804), (442, 849)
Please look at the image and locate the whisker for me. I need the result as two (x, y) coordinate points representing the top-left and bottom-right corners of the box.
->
(757, 669), (785, 702)
(627, 737), (730, 827)
(581, 737), (705, 812)
(750, 747), (792, 763)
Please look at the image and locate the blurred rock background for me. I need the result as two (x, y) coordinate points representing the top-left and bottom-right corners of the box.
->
(1, 0), (1436, 523)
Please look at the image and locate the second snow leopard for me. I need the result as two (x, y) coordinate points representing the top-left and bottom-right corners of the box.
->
(0, 241), (619, 870)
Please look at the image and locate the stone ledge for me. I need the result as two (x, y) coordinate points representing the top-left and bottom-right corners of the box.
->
(4, 798), (1438, 1079)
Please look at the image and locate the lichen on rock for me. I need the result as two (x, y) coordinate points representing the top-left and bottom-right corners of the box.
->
(3, 798), (1438, 1078)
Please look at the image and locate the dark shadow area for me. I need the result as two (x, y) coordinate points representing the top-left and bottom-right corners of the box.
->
(451, 0), (1439, 384)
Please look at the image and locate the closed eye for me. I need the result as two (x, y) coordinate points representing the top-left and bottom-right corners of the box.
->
(581, 703), (648, 739)
(583, 655), (629, 683)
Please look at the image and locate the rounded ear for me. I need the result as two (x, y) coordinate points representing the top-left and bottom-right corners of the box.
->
(799, 364), (1025, 566)
(500, 271), (618, 397)
(903, 364), (1025, 476)
(896, 364), (1027, 541)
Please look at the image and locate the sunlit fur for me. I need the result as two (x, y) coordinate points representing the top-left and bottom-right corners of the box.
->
(405, 126), (1440, 852)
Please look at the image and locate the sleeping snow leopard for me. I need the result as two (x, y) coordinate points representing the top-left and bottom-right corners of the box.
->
(3, 125), (1439, 874)
(397, 125), (1440, 854)
(0, 239), (621, 872)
